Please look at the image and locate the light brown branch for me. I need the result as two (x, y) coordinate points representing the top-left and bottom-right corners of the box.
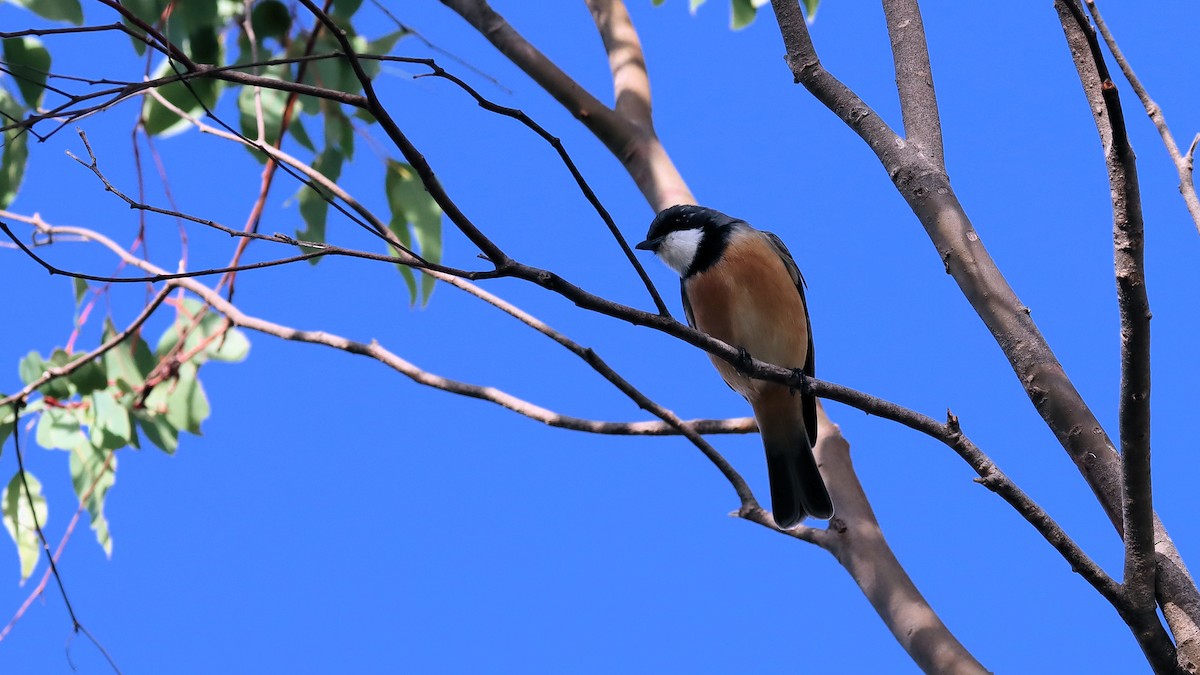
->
(585, 0), (652, 127)
(440, 0), (692, 210)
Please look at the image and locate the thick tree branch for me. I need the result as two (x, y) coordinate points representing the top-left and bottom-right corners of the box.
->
(770, 1), (1195, 670)
(881, 0), (944, 168)
(1084, 0), (1200, 234)
(585, 0), (652, 127)
(793, 407), (984, 675)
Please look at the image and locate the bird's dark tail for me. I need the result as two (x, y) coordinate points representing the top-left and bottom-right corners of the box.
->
(757, 400), (833, 528)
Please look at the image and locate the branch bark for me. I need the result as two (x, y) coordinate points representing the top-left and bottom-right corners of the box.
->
(440, 0), (692, 210)
(1084, 0), (1200, 234)
(881, 0), (944, 168)
(769, 1), (1196, 670)
(1054, 6), (1185, 671)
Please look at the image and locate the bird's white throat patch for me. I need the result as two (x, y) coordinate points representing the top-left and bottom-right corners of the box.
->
(656, 229), (704, 276)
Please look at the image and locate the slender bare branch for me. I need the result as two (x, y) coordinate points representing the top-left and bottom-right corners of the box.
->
(440, 0), (693, 210)
(1054, 6), (1178, 671)
(1085, 0), (1200, 233)
(7, 401), (122, 673)
(881, 0), (944, 167)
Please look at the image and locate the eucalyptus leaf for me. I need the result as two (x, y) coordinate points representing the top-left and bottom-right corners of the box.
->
(2, 470), (47, 583)
(89, 390), (132, 448)
(156, 298), (250, 364)
(165, 363), (209, 435)
(35, 406), (82, 451)
(69, 443), (115, 556)
(102, 319), (156, 388)
(296, 148), (344, 261)
(3, 37), (52, 109)
(66, 358), (107, 396)
(385, 161), (443, 305)
(8, 0), (83, 25)
(0, 90), (29, 208)
(135, 410), (178, 454)
(141, 28), (225, 136)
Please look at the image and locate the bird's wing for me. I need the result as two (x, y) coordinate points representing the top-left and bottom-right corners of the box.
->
(763, 231), (817, 447)
(681, 280), (696, 330)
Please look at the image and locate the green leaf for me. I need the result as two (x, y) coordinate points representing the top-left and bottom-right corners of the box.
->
(360, 29), (407, 81)
(134, 410), (178, 454)
(89, 390), (132, 450)
(0, 89), (30, 208)
(7, 0), (83, 25)
(236, 63), (290, 160)
(689, 0), (706, 12)
(120, 0), (168, 54)
(323, 105), (354, 160)
(35, 406), (82, 450)
(802, 0), (820, 21)
(141, 27), (225, 136)
(3, 37), (52, 109)
(72, 277), (88, 306)
(730, 0), (756, 29)
(0, 401), (14, 451)
(17, 351), (44, 388)
(155, 298), (250, 364)
(18, 350), (69, 399)
(331, 0), (363, 19)
(385, 161), (443, 305)
(251, 0), (292, 44)
(102, 319), (156, 388)
(165, 362), (209, 435)
(295, 147), (344, 261)
(67, 358), (107, 396)
(290, 117), (315, 152)
(69, 443), (116, 556)
(2, 471), (47, 582)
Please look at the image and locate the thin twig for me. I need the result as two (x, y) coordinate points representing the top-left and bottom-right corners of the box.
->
(0, 288), (172, 409)
(1085, 0), (1200, 234)
(9, 401), (122, 673)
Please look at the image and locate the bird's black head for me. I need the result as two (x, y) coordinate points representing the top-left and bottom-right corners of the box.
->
(635, 204), (740, 277)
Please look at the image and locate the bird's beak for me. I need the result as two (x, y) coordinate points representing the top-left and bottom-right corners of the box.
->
(635, 237), (661, 251)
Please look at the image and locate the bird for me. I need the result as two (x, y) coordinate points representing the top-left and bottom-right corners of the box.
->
(635, 204), (833, 527)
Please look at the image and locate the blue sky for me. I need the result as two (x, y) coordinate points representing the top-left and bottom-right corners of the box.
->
(2, 1), (1199, 673)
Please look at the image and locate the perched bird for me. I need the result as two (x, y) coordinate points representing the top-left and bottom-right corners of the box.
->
(636, 205), (833, 527)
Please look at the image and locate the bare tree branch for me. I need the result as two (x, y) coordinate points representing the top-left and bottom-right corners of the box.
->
(585, 0), (652, 127)
(769, 1), (1196, 669)
(1054, 6), (1182, 671)
(881, 0), (944, 168)
(790, 406), (984, 674)
(1084, 0), (1200, 234)
(440, 0), (693, 210)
